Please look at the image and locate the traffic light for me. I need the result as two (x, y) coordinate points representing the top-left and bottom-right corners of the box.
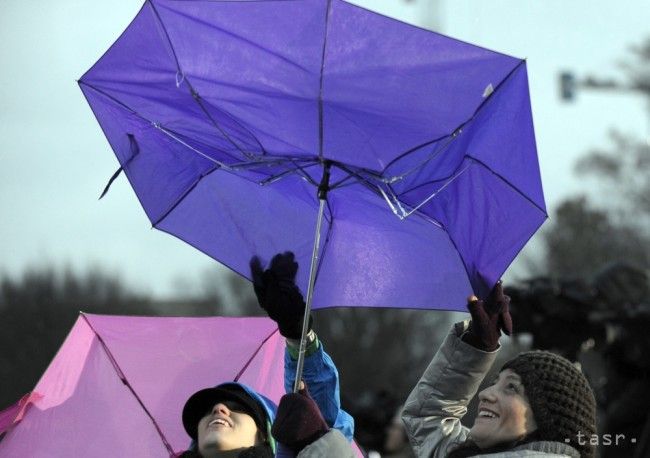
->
(560, 71), (576, 101)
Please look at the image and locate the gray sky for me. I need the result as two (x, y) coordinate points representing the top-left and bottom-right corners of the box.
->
(1, 0), (648, 298)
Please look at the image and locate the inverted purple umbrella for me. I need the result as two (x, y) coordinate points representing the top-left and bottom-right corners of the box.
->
(79, 0), (546, 387)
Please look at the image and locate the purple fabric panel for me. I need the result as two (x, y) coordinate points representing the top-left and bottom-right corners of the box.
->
(81, 2), (267, 162)
(383, 134), (469, 199)
(153, 163), (474, 310)
(322, 0), (520, 171)
(388, 65), (545, 298)
(81, 2), (176, 90)
(80, 87), (214, 223)
(153, 0), (326, 157)
(407, 159), (546, 298)
(312, 183), (472, 311)
(155, 170), (327, 298)
(84, 315), (283, 451)
(462, 63), (546, 211)
(0, 319), (167, 457)
(80, 3), (197, 134)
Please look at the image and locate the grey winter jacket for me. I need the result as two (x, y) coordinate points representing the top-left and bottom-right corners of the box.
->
(402, 324), (581, 458)
(298, 429), (355, 458)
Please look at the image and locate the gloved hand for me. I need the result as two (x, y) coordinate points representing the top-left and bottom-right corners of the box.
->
(250, 252), (312, 339)
(463, 281), (513, 351)
(272, 382), (329, 453)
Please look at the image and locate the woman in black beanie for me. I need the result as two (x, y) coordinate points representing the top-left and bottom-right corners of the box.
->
(402, 282), (597, 458)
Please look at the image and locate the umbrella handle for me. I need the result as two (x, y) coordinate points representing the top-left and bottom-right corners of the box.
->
(293, 196), (326, 393)
(293, 161), (332, 393)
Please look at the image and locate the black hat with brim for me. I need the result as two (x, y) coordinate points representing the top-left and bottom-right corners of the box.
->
(182, 384), (268, 440)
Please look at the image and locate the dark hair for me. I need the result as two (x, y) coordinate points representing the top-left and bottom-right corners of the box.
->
(179, 443), (273, 458)
(178, 451), (201, 458)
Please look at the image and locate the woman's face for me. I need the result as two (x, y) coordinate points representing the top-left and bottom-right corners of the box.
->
(469, 369), (537, 449)
(197, 400), (261, 456)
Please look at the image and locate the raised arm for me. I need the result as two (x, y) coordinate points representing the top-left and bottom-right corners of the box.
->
(403, 283), (511, 457)
(402, 322), (496, 457)
(250, 252), (354, 442)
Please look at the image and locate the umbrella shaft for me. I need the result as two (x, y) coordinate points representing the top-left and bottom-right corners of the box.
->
(293, 197), (326, 393)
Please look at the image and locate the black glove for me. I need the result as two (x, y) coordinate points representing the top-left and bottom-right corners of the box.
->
(250, 252), (312, 339)
(463, 281), (513, 351)
(272, 382), (329, 454)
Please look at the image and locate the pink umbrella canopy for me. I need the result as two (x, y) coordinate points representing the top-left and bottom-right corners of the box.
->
(0, 314), (285, 456)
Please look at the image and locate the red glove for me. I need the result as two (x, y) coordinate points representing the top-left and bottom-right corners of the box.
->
(463, 281), (513, 351)
(271, 383), (329, 453)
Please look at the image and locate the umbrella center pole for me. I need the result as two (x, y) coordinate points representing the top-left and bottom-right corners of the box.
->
(293, 161), (332, 393)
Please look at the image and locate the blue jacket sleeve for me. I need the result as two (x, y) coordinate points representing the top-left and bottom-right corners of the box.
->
(284, 343), (355, 442)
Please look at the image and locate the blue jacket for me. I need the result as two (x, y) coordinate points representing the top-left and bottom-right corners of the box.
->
(284, 342), (355, 442)
(185, 340), (354, 457)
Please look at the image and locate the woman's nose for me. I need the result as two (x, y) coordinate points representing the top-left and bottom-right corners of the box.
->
(212, 403), (231, 416)
(478, 385), (497, 402)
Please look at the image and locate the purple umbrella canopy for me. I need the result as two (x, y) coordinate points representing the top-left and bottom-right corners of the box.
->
(79, 0), (546, 312)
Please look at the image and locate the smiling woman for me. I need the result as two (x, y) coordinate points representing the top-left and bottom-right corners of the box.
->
(182, 384), (275, 457)
(469, 369), (537, 449)
(198, 399), (262, 454)
(402, 283), (597, 458)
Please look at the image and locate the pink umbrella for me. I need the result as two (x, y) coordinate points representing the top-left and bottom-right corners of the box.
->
(0, 314), (285, 456)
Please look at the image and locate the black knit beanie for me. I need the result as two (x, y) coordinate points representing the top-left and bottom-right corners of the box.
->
(502, 351), (597, 458)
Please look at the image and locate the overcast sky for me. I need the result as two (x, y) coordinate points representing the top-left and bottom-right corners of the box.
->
(1, 0), (648, 298)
